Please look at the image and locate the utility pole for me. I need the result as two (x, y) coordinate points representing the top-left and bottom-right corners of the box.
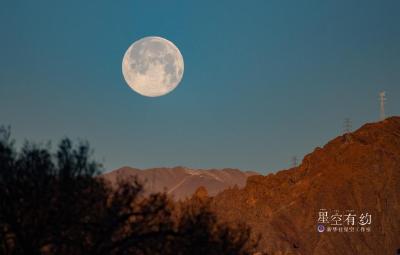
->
(343, 118), (352, 134)
(380, 91), (386, 121)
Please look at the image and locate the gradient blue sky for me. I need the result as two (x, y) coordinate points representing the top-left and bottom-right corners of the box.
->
(1, 0), (399, 173)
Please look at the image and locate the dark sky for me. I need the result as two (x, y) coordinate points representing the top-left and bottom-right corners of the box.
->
(1, 0), (399, 173)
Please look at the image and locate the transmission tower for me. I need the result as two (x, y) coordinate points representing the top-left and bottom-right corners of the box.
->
(343, 118), (352, 134)
(380, 91), (386, 121)
(291, 156), (298, 168)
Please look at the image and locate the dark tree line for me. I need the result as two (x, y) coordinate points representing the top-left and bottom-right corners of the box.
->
(0, 127), (258, 255)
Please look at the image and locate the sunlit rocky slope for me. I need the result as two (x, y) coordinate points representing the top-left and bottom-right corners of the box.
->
(213, 117), (400, 255)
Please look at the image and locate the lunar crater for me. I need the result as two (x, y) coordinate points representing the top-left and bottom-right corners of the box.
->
(122, 36), (184, 97)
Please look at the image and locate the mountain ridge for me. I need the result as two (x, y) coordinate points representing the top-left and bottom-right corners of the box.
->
(213, 117), (400, 254)
(102, 166), (259, 200)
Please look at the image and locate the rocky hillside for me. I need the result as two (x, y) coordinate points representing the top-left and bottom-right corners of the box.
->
(102, 166), (258, 200)
(213, 117), (400, 255)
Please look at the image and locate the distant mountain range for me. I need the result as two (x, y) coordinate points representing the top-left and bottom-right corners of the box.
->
(212, 117), (400, 254)
(102, 166), (258, 200)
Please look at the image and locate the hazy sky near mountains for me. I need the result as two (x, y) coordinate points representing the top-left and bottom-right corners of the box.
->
(0, 0), (399, 173)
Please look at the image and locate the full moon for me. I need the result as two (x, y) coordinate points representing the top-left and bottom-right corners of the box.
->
(122, 36), (184, 97)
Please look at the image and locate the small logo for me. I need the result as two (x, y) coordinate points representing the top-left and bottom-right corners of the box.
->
(317, 224), (325, 233)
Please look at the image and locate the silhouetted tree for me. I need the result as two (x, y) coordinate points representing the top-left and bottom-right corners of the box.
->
(0, 127), (258, 255)
(171, 194), (259, 255)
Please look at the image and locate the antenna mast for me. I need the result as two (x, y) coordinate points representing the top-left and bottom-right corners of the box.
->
(380, 91), (386, 121)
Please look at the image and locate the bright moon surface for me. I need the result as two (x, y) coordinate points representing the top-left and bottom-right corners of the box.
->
(122, 36), (184, 97)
